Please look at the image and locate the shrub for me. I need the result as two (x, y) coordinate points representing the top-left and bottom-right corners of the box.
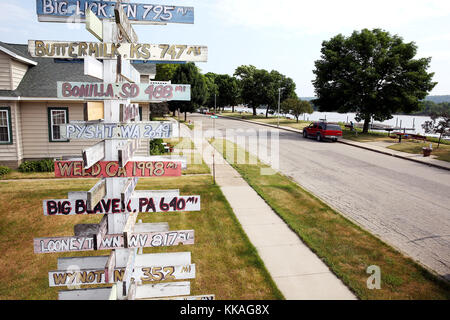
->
(0, 166), (11, 176)
(149, 139), (166, 155)
(18, 159), (54, 173)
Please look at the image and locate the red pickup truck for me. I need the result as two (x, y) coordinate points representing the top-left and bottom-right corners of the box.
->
(303, 122), (343, 142)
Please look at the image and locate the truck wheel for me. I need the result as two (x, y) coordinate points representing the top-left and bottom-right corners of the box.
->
(303, 131), (307, 138)
(317, 134), (322, 142)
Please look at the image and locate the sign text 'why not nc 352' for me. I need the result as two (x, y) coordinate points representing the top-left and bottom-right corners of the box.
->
(36, 0), (194, 24)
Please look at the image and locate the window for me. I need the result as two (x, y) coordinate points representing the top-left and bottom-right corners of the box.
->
(0, 107), (12, 144)
(48, 107), (69, 142)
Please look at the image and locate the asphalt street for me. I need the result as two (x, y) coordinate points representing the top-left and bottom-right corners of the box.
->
(188, 113), (450, 281)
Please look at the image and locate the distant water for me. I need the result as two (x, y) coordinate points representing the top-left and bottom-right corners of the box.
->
(224, 106), (446, 139)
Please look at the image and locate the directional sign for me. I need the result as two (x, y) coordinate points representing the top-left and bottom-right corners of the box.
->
(114, 2), (138, 43)
(120, 103), (139, 122)
(58, 285), (117, 300)
(28, 40), (208, 62)
(84, 56), (103, 80)
(59, 121), (174, 140)
(118, 140), (138, 167)
(43, 194), (201, 215)
(117, 55), (140, 83)
(148, 295), (215, 300)
(57, 81), (191, 101)
(36, 0), (195, 25)
(35, 229), (194, 253)
(54, 160), (182, 178)
(98, 230), (195, 250)
(85, 7), (103, 41)
(87, 178), (106, 211)
(82, 141), (105, 169)
(135, 281), (190, 300)
(121, 177), (139, 205)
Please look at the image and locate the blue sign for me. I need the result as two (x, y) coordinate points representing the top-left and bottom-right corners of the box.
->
(36, 0), (194, 24)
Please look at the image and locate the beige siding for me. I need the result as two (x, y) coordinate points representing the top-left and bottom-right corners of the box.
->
(0, 102), (19, 163)
(13, 102), (23, 159)
(10, 60), (28, 90)
(0, 52), (11, 90)
(21, 102), (99, 159)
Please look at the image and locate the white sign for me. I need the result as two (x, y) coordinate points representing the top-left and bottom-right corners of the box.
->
(117, 55), (140, 83)
(28, 40), (208, 62)
(84, 55), (103, 80)
(114, 1), (138, 43)
(82, 141), (105, 169)
(60, 121), (174, 140)
(85, 7), (103, 41)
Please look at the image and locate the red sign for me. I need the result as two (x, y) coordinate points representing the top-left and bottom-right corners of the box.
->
(54, 161), (181, 178)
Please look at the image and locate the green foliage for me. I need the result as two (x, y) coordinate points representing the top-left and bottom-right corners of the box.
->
(414, 101), (450, 116)
(155, 64), (179, 81)
(18, 159), (54, 173)
(281, 98), (314, 122)
(149, 139), (166, 155)
(312, 28), (436, 133)
(234, 65), (297, 116)
(0, 166), (11, 176)
(169, 63), (207, 117)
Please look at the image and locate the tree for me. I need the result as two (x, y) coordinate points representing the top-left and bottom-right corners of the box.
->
(155, 64), (179, 81)
(281, 98), (313, 122)
(312, 28), (437, 133)
(204, 72), (219, 110)
(169, 63), (207, 121)
(214, 74), (240, 112)
(234, 65), (259, 115)
(265, 71), (297, 117)
(422, 111), (450, 148)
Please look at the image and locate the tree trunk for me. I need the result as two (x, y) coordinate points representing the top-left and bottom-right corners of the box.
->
(232, 106), (235, 113)
(172, 109), (176, 117)
(362, 115), (371, 133)
(438, 131), (442, 149)
(252, 107), (256, 116)
(184, 111), (187, 122)
(265, 105), (269, 118)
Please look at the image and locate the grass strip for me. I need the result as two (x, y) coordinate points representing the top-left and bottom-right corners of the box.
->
(210, 138), (450, 300)
(0, 176), (283, 300)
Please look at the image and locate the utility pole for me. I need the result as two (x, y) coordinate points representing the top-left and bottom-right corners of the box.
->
(277, 87), (284, 128)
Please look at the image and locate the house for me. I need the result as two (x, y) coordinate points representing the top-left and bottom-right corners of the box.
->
(0, 41), (157, 168)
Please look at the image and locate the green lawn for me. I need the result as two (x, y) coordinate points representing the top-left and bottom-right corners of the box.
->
(0, 176), (283, 300)
(210, 138), (450, 300)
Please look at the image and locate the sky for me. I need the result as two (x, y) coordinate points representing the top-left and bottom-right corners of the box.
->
(1, 0), (450, 97)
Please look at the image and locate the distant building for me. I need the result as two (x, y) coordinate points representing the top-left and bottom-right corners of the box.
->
(0, 42), (156, 168)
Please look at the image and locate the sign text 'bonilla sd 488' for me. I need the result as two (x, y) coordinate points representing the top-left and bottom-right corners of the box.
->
(57, 81), (191, 101)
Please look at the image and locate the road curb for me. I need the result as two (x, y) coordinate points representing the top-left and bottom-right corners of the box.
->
(216, 114), (450, 172)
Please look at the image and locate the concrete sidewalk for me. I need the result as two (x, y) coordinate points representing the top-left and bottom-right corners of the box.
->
(179, 122), (356, 300)
(217, 114), (450, 172)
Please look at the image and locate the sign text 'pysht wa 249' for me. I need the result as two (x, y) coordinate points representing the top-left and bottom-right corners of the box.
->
(60, 121), (173, 140)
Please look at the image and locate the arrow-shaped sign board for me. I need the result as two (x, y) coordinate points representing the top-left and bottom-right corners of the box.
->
(57, 81), (191, 102)
(115, 1), (138, 43)
(36, 0), (194, 25)
(59, 121), (174, 140)
(28, 40), (208, 62)
(86, 7), (103, 41)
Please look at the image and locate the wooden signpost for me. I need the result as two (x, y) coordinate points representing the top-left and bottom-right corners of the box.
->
(32, 0), (213, 300)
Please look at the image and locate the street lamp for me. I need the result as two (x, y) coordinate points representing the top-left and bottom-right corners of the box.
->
(277, 87), (285, 128)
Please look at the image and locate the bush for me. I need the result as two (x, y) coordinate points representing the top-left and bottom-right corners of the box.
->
(18, 159), (54, 173)
(0, 166), (11, 176)
(149, 139), (166, 155)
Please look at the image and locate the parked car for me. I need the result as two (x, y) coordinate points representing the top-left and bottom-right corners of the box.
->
(198, 107), (208, 114)
(303, 122), (343, 142)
